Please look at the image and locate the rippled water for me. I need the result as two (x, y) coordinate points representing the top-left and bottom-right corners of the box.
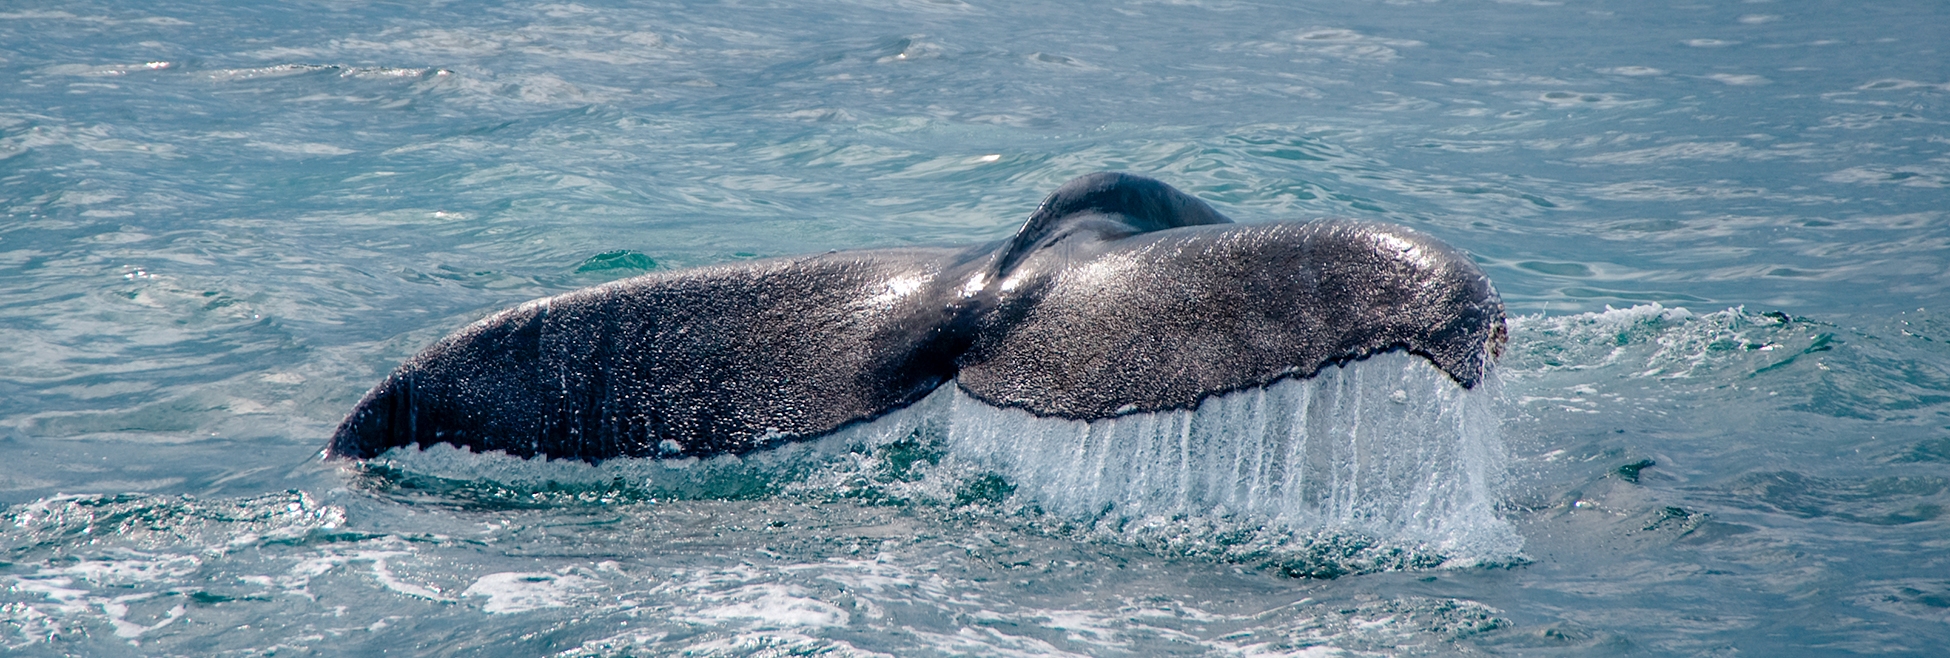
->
(4, 0), (1948, 655)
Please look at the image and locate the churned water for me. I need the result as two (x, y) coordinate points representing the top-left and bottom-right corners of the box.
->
(3, 0), (1948, 655)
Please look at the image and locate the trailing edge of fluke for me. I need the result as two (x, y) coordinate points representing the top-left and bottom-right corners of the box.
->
(328, 173), (1506, 463)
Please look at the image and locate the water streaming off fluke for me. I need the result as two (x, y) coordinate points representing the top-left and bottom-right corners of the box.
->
(372, 351), (1522, 572)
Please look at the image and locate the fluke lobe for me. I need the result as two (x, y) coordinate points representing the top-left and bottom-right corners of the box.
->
(327, 173), (1506, 462)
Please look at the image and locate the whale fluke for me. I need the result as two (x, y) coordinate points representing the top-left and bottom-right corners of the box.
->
(956, 220), (1504, 418)
(327, 173), (1504, 462)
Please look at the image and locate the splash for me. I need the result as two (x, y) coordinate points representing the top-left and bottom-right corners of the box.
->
(1503, 303), (1814, 378)
(370, 351), (1523, 571)
(936, 351), (1520, 569)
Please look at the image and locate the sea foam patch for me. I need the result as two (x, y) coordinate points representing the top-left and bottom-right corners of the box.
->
(463, 571), (599, 614)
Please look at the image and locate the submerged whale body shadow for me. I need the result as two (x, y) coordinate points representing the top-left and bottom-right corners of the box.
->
(328, 173), (1506, 463)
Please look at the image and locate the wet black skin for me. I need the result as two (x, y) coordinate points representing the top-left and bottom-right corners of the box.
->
(327, 173), (1506, 462)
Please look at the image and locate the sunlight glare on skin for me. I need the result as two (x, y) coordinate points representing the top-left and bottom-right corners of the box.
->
(1369, 231), (1431, 269)
(858, 273), (931, 310)
(958, 271), (987, 298)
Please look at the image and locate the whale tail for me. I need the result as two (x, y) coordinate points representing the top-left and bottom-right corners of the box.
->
(955, 219), (1506, 418)
(328, 173), (1505, 463)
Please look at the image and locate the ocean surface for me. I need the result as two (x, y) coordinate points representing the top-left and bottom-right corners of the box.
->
(4, 0), (1948, 655)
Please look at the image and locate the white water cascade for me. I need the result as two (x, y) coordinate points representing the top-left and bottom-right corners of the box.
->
(936, 351), (1520, 564)
(372, 351), (1521, 567)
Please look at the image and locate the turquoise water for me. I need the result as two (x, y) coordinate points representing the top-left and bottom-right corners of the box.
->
(4, 0), (1948, 654)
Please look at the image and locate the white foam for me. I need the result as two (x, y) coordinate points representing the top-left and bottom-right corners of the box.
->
(900, 626), (1088, 658)
(683, 585), (850, 628)
(463, 572), (596, 614)
(101, 595), (183, 640)
(565, 630), (897, 658)
(358, 551), (454, 603)
(4, 553), (202, 647)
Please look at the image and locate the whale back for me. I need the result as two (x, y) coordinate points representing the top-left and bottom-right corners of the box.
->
(328, 173), (1504, 463)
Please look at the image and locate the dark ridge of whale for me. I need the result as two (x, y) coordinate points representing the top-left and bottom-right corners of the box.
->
(327, 172), (1506, 463)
